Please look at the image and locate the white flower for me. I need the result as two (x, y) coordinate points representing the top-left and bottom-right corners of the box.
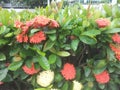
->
(51, 88), (59, 90)
(73, 80), (83, 90)
(37, 70), (54, 87)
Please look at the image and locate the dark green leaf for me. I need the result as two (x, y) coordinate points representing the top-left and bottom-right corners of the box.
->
(43, 40), (55, 51)
(62, 82), (69, 90)
(8, 61), (23, 71)
(98, 84), (105, 89)
(38, 56), (50, 70)
(0, 39), (8, 46)
(48, 34), (56, 41)
(56, 57), (62, 68)
(0, 68), (8, 81)
(80, 35), (97, 45)
(71, 39), (79, 51)
(0, 53), (6, 61)
(84, 66), (91, 77)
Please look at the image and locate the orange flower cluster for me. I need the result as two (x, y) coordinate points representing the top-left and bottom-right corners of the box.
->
(110, 33), (120, 60)
(22, 63), (40, 75)
(94, 70), (110, 84)
(96, 18), (110, 28)
(15, 16), (59, 44)
(61, 63), (76, 80)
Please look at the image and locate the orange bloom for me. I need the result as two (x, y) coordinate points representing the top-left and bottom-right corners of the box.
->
(112, 33), (120, 44)
(94, 70), (110, 84)
(16, 34), (28, 43)
(110, 44), (120, 61)
(22, 63), (40, 75)
(14, 20), (24, 28)
(96, 18), (110, 28)
(32, 16), (50, 28)
(21, 25), (29, 34)
(61, 63), (76, 80)
(49, 20), (59, 28)
(30, 31), (46, 44)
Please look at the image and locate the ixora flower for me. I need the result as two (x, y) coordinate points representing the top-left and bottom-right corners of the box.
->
(30, 31), (46, 44)
(110, 44), (120, 61)
(37, 70), (54, 87)
(96, 18), (110, 28)
(16, 33), (28, 43)
(112, 33), (120, 44)
(0, 82), (4, 85)
(94, 70), (110, 84)
(22, 63), (40, 75)
(73, 80), (83, 90)
(61, 63), (76, 80)
(49, 19), (59, 28)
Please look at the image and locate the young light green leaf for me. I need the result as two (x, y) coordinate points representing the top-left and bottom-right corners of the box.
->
(56, 51), (70, 57)
(71, 39), (79, 51)
(0, 52), (6, 61)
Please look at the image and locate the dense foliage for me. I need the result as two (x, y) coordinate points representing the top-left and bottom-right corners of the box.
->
(0, 3), (120, 90)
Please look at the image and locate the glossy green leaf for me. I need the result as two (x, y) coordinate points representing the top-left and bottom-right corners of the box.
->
(95, 60), (107, 69)
(93, 67), (106, 74)
(62, 82), (69, 90)
(48, 34), (56, 41)
(80, 35), (97, 45)
(56, 57), (62, 68)
(71, 39), (79, 51)
(43, 40), (55, 51)
(0, 68), (8, 81)
(48, 54), (57, 64)
(104, 28), (120, 33)
(4, 32), (13, 37)
(56, 51), (70, 57)
(0, 53), (6, 61)
(44, 30), (56, 34)
(82, 30), (101, 37)
(30, 29), (40, 34)
(8, 61), (23, 71)
(0, 39), (8, 46)
(98, 84), (105, 90)
(84, 66), (91, 77)
(38, 56), (50, 70)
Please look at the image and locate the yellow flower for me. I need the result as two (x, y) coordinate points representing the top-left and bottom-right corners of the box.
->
(73, 80), (83, 90)
(37, 70), (54, 87)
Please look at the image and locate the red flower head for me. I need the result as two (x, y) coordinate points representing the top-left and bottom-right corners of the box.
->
(49, 20), (59, 28)
(61, 63), (76, 80)
(21, 25), (29, 34)
(16, 34), (28, 43)
(32, 16), (50, 28)
(30, 31), (46, 44)
(112, 33), (120, 44)
(14, 20), (24, 28)
(0, 82), (4, 85)
(110, 44), (120, 61)
(22, 63), (40, 75)
(96, 18), (110, 28)
(94, 70), (110, 84)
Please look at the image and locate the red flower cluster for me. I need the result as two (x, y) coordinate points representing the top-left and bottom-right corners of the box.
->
(94, 70), (110, 84)
(112, 33), (120, 44)
(110, 44), (120, 60)
(0, 82), (4, 85)
(96, 18), (110, 28)
(15, 16), (59, 44)
(22, 63), (40, 75)
(61, 63), (76, 80)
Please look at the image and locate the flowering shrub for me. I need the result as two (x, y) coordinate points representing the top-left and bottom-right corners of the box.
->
(0, 3), (120, 90)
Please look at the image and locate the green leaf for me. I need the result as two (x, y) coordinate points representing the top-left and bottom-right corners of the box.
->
(56, 57), (62, 68)
(95, 60), (107, 69)
(98, 84), (105, 90)
(8, 61), (23, 71)
(44, 30), (56, 34)
(71, 39), (79, 51)
(48, 34), (56, 41)
(30, 29), (40, 34)
(82, 30), (101, 37)
(4, 32), (14, 38)
(34, 88), (47, 90)
(56, 51), (70, 57)
(38, 56), (50, 70)
(0, 68), (8, 81)
(0, 39), (8, 46)
(43, 40), (55, 51)
(84, 66), (91, 77)
(104, 28), (120, 33)
(0, 53), (6, 61)
(93, 66), (106, 74)
(54, 73), (63, 82)
(79, 35), (97, 45)
(48, 54), (57, 64)
(103, 4), (112, 16)
(62, 82), (69, 90)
